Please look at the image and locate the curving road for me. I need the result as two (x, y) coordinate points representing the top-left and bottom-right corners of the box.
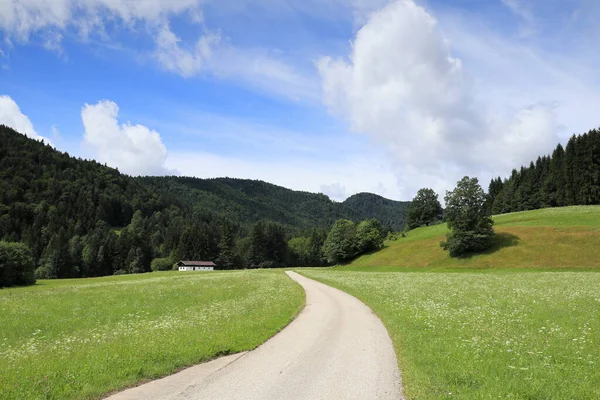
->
(107, 271), (403, 400)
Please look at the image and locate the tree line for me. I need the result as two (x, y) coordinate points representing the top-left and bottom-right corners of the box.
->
(1, 205), (386, 286)
(487, 128), (600, 214)
(0, 125), (393, 286)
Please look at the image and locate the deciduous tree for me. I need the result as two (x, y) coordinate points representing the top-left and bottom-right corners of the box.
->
(407, 188), (443, 229)
(441, 177), (494, 257)
(322, 219), (358, 264)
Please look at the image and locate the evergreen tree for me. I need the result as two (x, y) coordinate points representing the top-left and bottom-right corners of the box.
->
(248, 222), (268, 268)
(216, 220), (237, 269)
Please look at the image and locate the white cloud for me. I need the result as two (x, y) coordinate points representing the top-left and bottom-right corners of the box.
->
(153, 24), (220, 78)
(0, 95), (52, 145)
(151, 25), (319, 101)
(207, 46), (320, 101)
(0, 0), (318, 102)
(318, 0), (561, 197)
(81, 100), (173, 176)
(0, 0), (200, 42)
(320, 183), (348, 202)
(0, 0), (203, 68)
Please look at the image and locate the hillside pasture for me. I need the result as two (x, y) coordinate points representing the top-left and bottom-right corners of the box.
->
(301, 269), (600, 400)
(349, 206), (600, 270)
(0, 270), (304, 400)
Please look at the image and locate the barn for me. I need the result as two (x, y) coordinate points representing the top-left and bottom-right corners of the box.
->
(177, 261), (216, 271)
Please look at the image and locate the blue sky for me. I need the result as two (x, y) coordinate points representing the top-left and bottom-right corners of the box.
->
(1, 0), (599, 201)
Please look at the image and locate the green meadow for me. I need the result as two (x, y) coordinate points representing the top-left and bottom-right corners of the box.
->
(298, 206), (600, 399)
(0, 270), (304, 400)
(301, 269), (600, 399)
(349, 206), (600, 270)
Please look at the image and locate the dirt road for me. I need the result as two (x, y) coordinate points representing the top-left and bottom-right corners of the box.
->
(107, 271), (403, 400)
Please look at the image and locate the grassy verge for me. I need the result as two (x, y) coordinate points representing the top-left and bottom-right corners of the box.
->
(300, 269), (600, 399)
(0, 270), (304, 400)
(349, 206), (600, 269)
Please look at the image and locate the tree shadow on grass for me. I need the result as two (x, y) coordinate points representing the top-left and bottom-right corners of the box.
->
(455, 232), (520, 259)
(488, 232), (520, 253)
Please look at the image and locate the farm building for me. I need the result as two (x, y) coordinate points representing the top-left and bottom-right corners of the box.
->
(177, 261), (216, 271)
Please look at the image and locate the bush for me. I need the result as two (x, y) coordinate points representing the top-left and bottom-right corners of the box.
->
(151, 258), (176, 271)
(34, 266), (54, 280)
(441, 229), (495, 257)
(151, 258), (174, 272)
(386, 231), (402, 241)
(0, 242), (36, 288)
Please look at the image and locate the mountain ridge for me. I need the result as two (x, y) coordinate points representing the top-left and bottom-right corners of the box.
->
(0, 125), (409, 237)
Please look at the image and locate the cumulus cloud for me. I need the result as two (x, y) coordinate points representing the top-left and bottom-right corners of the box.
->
(0, 95), (52, 145)
(319, 0), (560, 197)
(81, 100), (173, 176)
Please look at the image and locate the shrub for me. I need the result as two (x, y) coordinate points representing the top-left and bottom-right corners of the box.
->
(0, 242), (36, 288)
(34, 266), (54, 280)
(386, 231), (402, 241)
(151, 258), (174, 272)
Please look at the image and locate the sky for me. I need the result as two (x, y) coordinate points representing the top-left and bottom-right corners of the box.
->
(1, 0), (599, 202)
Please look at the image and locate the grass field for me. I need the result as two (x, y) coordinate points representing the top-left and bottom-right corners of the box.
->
(0, 270), (304, 400)
(350, 206), (600, 270)
(300, 269), (600, 399)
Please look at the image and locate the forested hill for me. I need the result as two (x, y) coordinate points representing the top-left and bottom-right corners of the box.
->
(0, 126), (408, 279)
(138, 177), (409, 231)
(342, 193), (410, 230)
(0, 125), (167, 236)
(487, 128), (600, 214)
(0, 126), (407, 232)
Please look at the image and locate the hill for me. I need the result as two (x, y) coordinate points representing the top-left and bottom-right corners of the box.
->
(0, 126), (408, 279)
(0, 125), (407, 233)
(345, 206), (600, 270)
(138, 177), (409, 231)
(342, 193), (409, 231)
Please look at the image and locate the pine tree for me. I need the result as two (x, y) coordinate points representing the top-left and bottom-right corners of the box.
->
(216, 221), (237, 269)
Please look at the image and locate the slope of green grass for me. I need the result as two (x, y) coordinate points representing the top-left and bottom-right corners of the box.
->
(300, 269), (600, 400)
(348, 206), (600, 270)
(0, 270), (304, 400)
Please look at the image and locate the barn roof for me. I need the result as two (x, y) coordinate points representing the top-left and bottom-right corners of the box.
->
(178, 260), (216, 267)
